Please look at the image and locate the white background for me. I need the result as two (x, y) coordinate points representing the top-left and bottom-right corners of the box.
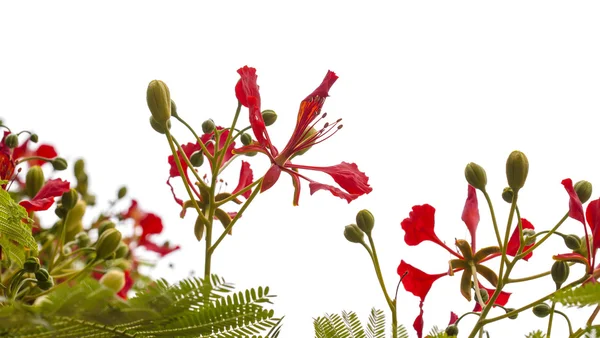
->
(2, 1), (600, 337)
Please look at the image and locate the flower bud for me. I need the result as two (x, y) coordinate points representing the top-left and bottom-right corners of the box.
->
(532, 303), (551, 318)
(146, 80), (171, 123)
(61, 188), (79, 210)
(445, 325), (459, 336)
(245, 151), (257, 157)
(98, 220), (116, 236)
(476, 288), (489, 303)
(75, 232), (91, 247)
(95, 228), (122, 260)
(523, 229), (536, 246)
(464, 162), (487, 191)
(33, 295), (52, 308)
(24, 257), (41, 273)
(55, 205), (67, 219)
(117, 186), (127, 199)
(30, 134), (39, 143)
(574, 180), (593, 204)
(502, 187), (514, 203)
(343, 224), (365, 244)
(194, 215), (205, 241)
(170, 99), (178, 117)
(506, 151), (529, 192)
(111, 258), (132, 271)
(4, 134), (18, 148)
(241, 133), (253, 146)
(51, 157), (68, 171)
(114, 242), (129, 259)
(202, 119), (215, 134)
(190, 151), (204, 167)
(25, 166), (45, 198)
(100, 269), (126, 292)
(37, 277), (54, 290)
(356, 209), (375, 235)
(262, 110), (277, 126)
(35, 268), (50, 282)
(65, 200), (86, 232)
(564, 234), (582, 251)
(73, 159), (85, 178)
(149, 116), (172, 134)
(551, 261), (570, 289)
(505, 308), (518, 319)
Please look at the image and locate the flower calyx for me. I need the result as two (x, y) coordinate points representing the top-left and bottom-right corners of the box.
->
(449, 240), (500, 302)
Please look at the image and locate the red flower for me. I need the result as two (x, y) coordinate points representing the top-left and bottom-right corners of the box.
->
(234, 66), (372, 205)
(472, 283), (511, 312)
(117, 270), (134, 299)
(1, 132), (57, 182)
(122, 200), (180, 257)
(506, 218), (535, 261)
(19, 178), (70, 212)
(399, 185), (529, 337)
(562, 179), (585, 224)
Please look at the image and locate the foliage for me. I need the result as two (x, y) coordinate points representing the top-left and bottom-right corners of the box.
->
(553, 283), (600, 308)
(313, 308), (408, 338)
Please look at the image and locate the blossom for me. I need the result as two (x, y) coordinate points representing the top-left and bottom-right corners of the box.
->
(122, 200), (180, 256)
(19, 178), (70, 212)
(0, 131), (57, 182)
(557, 179), (600, 271)
(399, 185), (527, 337)
(234, 66), (372, 205)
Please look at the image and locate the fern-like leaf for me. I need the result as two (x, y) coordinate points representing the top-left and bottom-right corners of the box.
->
(427, 326), (448, 338)
(314, 308), (408, 338)
(0, 187), (37, 267)
(525, 329), (546, 338)
(366, 308), (385, 338)
(553, 283), (600, 308)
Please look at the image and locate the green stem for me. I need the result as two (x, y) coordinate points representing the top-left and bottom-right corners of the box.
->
(507, 262), (576, 283)
(518, 213), (569, 259)
(482, 191), (507, 264)
(587, 304), (600, 326)
(172, 136), (209, 190)
(547, 301), (556, 337)
(208, 181), (262, 255)
(215, 179), (261, 207)
(49, 209), (71, 271)
(555, 310), (573, 336)
(471, 262), (486, 309)
(214, 103), (242, 170)
(173, 114), (214, 162)
(15, 156), (55, 165)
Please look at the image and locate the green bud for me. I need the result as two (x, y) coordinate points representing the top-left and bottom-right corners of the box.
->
(464, 162), (487, 191)
(149, 116), (171, 134)
(202, 119), (215, 134)
(33, 295), (52, 308)
(476, 288), (489, 303)
(505, 308), (518, 319)
(61, 188), (79, 210)
(523, 229), (536, 246)
(146, 80), (171, 123)
(194, 215), (205, 241)
(532, 303), (551, 318)
(564, 234), (582, 251)
(75, 232), (91, 247)
(37, 277), (54, 290)
(190, 151), (204, 167)
(445, 324), (459, 336)
(551, 261), (570, 289)
(25, 166), (45, 198)
(245, 151), (257, 157)
(4, 134), (18, 148)
(117, 186), (127, 199)
(98, 220), (116, 236)
(30, 134), (39, 143)
(100, 269), (126, 292)
(65, 200), (86, 231)
(114, 242), (129, 259)
(574, 180), (593, 204)
(73, 159), (85, 178)
(170, 99), (178, 117)
(23, 257), (41, 273)
(55, 205), (67, 219)
(502, 187), (514, 203)
(506, 150), (529, 192)
(51, 157), (68, 171)
(241, 133), (253, 146)
(95, 228), (122, 260)
(262, 110), (277, 126)
(356, 209), (375, 235)
(111, 258), (132, 271)
(343, 224), (365, 244)
(34, 268), (50, 282)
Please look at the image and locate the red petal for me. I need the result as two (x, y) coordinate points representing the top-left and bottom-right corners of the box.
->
(473, 284), (511, 312)
(139, 213), (164, 237)
(0, 151), (15, 181)
(586, 199), (600, 254)
(562, 178), (585, 225)
(140, 240), (180, 257)
(12, 138), (29, 159)
(122, 200), (141, 220)
(19, 179), (70, 212)
(308, 181), (360, 203)
(167, 142), (200, 178)
(261, 165), (282, 193)
(166, 178), (184, 206)
(231, 161), (253, 199)
(506, 218), (535, 261)
(449, 311), (458, 325)
(413, 303), (424, 338)
(398, 260), (446, 302)
(401, 204), (443, 246)
(235, 79), (248, 107)
(236, 66), (259, 108)
(236, 66), (274, 153)
(290, 162), (372, 199)
(305, 70), (338, 101)
(29, 144), (57, 167)
(462, 185), (480, 249)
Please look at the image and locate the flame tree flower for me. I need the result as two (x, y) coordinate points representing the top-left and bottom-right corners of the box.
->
(234, 66), (372, 205)
(398, 185), (533, 338)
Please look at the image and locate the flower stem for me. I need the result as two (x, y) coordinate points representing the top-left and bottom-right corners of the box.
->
(518, 212), (569, 260)
(173, 114), (214, 162)
(546, 301), (556, 337)
(482, 191), (506, 264)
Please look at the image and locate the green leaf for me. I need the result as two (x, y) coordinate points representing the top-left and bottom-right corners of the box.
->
(525, 329), (546, 338)
(553, 283), (600, 308)
(0, 188), (38, 267)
